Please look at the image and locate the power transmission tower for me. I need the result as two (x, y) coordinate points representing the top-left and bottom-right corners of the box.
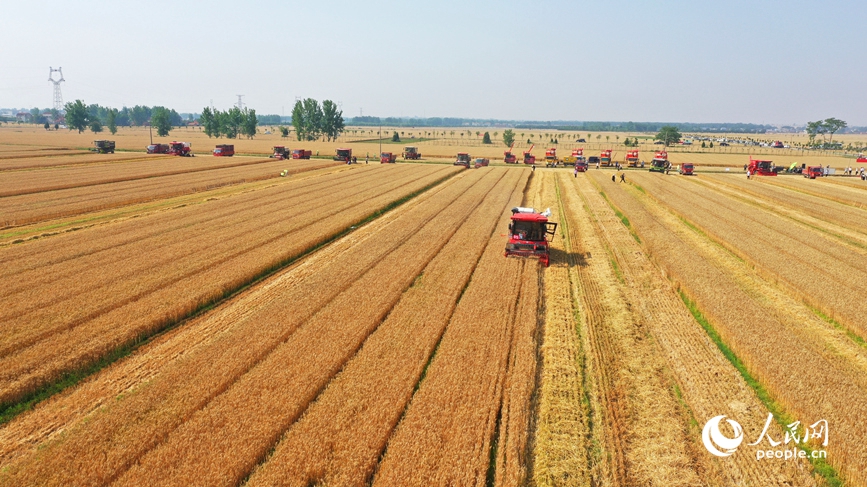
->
(236, 95), (244, 110)
(48, 67), (65, 111)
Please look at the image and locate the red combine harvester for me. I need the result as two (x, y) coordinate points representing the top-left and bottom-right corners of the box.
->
(504, 143), (518, 164)
(213, 144), (234, 157)
(147, 143), (170, 154)
(803, 166), (823, 179)
(334, 148), (352, 163)
(504, 207), (558, 267)
(291, 149), (312, 159)
(679, 162), (695, 175)
(168, 141), (192, 156)
(454, 152), (471, 168)
(380, 152), (397, 163)
(650, 151), (669, 173)
(403, 146), (421, 160)
(544, 147), (558, 167)
(523, 144), (536, 165)
(748, 157), (777, 176)
(857, 153), (867, 163)
(600, 149), (612, 166)
(626, 150), (639, 167)
(271, 146), (290, 160)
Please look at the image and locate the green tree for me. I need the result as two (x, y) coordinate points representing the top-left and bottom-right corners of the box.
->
(89, 119), (103, 133)
(241, 108), (258, 139)
(279, 125), (289, 138)
(709, 141), (713, 148)
(391, 131), (400, 142)
(502, 129), (515, 147)
(200, 107), (218, 138)
(654, 125), (682, 146)
(30, 107), (44, 125)
(482, 132), (492, 144)
(320, 100), (344, 142)
(43, 122), (50, 130)
(821, 118), (847, 146)
(151, 107), (172, 137)
(106, 108), (118, 135)
(64, 99), (89, 133)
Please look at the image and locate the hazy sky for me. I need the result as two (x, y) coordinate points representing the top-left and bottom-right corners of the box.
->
(2, 0), (864, 125)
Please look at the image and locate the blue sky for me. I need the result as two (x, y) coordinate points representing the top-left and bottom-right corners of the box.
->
(1, 0), (864, 125)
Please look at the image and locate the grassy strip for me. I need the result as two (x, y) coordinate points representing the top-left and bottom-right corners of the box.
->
(597, 190), (641, 244)
(0, 170), (459, 426)
(808, 304), (867, 350)
(677, 291), (843, 487)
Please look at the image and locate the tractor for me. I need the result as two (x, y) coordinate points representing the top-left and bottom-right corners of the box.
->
(544, 148), (558, 167)
(271, 146), (290, 160)
(381, 152), (397, 163)
(168, 141), (193, 156)
(213, 144), (234, 157)
(454, 152), (471, 168)
(292, 149), (312, 159)
(334, 148), (353, 163)
(504, 143), (518, 164)
(93, 140), (115, 154)
(679, 162), (695, 175)
(403, 146), (421, 160)
(523, 144), (536, 165)
(504, 207), (558, 267)
(748, 157), (777, 177)
(600, 149), (613, 166)
(626, 150), (639, 167)
(147, 143), (169, 154)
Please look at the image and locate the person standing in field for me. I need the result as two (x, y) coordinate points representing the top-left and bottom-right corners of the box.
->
(574, 165), (578, 178)
(611, 174), (615, 182)
(620, 173), (626, 183)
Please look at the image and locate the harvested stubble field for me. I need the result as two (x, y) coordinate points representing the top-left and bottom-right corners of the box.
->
(1, 132), (865, 486)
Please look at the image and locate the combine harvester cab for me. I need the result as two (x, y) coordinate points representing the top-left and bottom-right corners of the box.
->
(402, 146), (421, 160)
(544, 147), (558, 167)
(147, 143), (170, 154)
(168, 141), (193, 157)
(291, 149), (312, 159)
(650, 150), (668, 173)
(474, 157), (490, 168)
(748, 157), (777, 176)
(679, 162), (695, 175)
(334, 148), (352, 163)
(803, 166), (823, 179)
(93, 140), (115, 154)
(523, 144), (536, 165)
(504, 143), (517, 164)
(504, 207), (558, 267)
(454, 152), (471, 168)
(380, 152), (397, 163)
(626, 150), (639, 167)
(600, 149), (613, 166)
(213, 144), (234, 157)
(271, 146), (289, 160)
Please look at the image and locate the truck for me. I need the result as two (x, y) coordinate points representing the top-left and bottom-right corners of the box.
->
(402, 146), (421, 160)
(168, 141), (193, 156)
(600, 149), (613, 166)
(523, 144), (536, 165)
(380, 152), (397, 163)
(748, 157), (777, 177)
(147, 143), (170, 154)
(504, 207), (558, 267)
(544, 147), (558, 167)
(803, 166), (823, 179)
(504, 143), (518, 164)
(334, 148), (352, 163)
(679, 162), (695, 175)
(93, 140), (115, 154)
(454, 152), (471, 168)
(626, 150), (639, 167)
(291, 149), (312, 159)
(213, 144), (234, 157)
(474, 157), (490, 168)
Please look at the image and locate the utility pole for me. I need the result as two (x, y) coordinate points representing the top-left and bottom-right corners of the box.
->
(236, 95), (244, 110)
(48, 67), (65, 111)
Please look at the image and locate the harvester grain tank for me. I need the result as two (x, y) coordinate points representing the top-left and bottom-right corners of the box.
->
(523, 144), (536, 165)
(334, 148), (353, 162)
(147, 143), (170, 154)
(504, 207), (558, 267)
(600, 149), (613, 166)
(544, 147), (558, 167)
(626, 150), (639, 167)
(454, 152), (471, 168)
(402, 146), (421, 160)
(748, 157), (777, 176)
(93, 140), (115, 154)
(380, 152), (397, 163)
(291, 149), (312, 159)
(504, 143), (518, 164)
(271, 146), (290, 160)
(649, 150), (668, 173)
(213, 144), (234, 157)
(168, 141), (193, 156)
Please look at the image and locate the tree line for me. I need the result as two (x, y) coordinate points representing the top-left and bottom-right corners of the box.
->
(805, 118), (847, 147)
(291, 98), (344, 141)
(199, 107), (259, 139)
(63, 100), (182, 136)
